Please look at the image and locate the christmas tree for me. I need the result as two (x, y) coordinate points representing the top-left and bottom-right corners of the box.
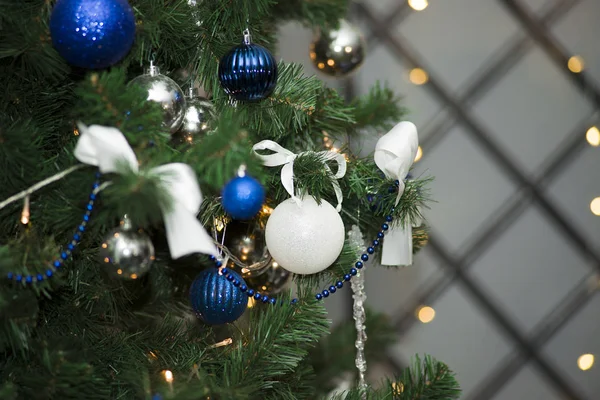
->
(0, 0), (461, 399)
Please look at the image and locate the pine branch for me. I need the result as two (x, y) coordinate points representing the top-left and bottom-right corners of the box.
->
(270, 0), (349, 28)
(350, 82), (407, 133)
(310, 310), (398, 396)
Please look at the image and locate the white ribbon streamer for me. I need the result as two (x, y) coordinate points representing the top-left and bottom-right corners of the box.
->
(374, 121), (419, 266)
(252, 140), (347, 212)
(74, 123), (218, 259)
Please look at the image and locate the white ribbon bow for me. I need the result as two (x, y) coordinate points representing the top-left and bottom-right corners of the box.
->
(374, 121), (420, 266)
(252, 140), (347, 212)
(74, 123), (218, 259)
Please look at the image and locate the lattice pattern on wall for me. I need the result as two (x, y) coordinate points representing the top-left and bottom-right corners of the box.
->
(347, 0), (600, 398)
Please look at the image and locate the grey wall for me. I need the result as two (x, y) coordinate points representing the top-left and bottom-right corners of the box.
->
(278, 1), (600, 398)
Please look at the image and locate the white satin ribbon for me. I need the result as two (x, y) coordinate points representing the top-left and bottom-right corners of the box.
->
(374, 121), (419, 266)
(74, 123), (218, 259)
(252, 140), (347, 212)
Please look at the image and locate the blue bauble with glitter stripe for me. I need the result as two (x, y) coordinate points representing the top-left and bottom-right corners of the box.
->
(218, 39), (278, 101)
(50, 0), (136, 69)
(189, 268), (248, 325)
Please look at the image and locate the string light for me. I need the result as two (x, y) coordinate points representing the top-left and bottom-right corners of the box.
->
(408, 0), (428, 11)
(590, 197), (600, 216)
(208, 338), (233, 349)
(409, 68), (428, 85)
(392, 381), (404, 395)
(416, 305), (435, 323)
(577, 354), (594, 371)
(586, 126), (600, 147)
(567, 56), (584, 73)
(414, 146), (423, 162)
(163, 369), (174, 392)
(20, 195), (30, 225)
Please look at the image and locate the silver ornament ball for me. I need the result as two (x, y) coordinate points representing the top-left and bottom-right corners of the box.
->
(223, 219), (272, 275)
(99, 218), (155, 280)
(172, 88), (215, 145)
(310, 19), (366, 77)
(245, 261), (291, 296)
(129, 62), (186, 133)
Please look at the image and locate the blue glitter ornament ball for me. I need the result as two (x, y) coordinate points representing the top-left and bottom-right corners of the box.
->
(189, 268), (248, 325)
(218, 30), (278, 101)
(221, 175), (265, 220)
(50, 0), (136, 69)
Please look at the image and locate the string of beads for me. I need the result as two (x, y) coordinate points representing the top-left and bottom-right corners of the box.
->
(216, 212), (394, 305)
(5, 173), (101, 284)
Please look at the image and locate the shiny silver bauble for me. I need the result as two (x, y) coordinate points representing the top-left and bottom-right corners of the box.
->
(245, 261), (291, 296)
(223, 219), (272, 275)
(172, 89), (215, 146)
(309, 19), (366, 77)
(99, 218), (155, 280)
(129, 63), (186, 133)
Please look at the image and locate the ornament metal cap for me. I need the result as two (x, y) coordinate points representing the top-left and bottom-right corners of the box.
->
(147, 60), (160, 76)
(243, 29), (252, 45)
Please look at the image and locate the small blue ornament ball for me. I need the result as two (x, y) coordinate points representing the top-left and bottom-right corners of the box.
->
(50, 0), (136, 69)
(218, 31), (278, 101)
(221, 175), (265, 220)
(189, 268), (248, 325)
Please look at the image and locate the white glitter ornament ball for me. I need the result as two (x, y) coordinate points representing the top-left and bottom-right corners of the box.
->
(265, 196), (345, 275)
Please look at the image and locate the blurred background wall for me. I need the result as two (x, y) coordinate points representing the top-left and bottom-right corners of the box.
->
(278, 0), (600, 398)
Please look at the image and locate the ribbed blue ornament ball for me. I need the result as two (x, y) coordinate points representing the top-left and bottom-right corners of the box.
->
(189, 268), (248, 325)
(49, 0), (136, 69)
(218, 33), (278, 101)
(221, 175), (265, 220)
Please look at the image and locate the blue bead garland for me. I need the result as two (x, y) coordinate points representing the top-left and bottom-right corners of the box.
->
(209, 214), (394, 306)
(6, 174), (101, 285)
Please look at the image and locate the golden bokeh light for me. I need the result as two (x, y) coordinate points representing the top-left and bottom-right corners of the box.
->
(586, 126), (600, 147)
(408, 0), (428, 11)
(327, 59), (335, 67)
(414, 146), (423, 162)
(409, 68), (428, 85)
(417, 305), (436, 323)
(578, 354), (594, 371)
(568, 56), (584, 73)
(163, 370), (174, 383)
(590, 197), (600, 216)
(317, 62), (325, 70)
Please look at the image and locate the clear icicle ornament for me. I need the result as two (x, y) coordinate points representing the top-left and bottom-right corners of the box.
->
(348, 225), (368, 398)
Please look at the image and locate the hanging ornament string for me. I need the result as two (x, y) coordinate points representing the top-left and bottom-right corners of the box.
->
(374, 121), (419, 266)
(252, 140), (347, 212)
(74, 123), (218, 259)
(348, 225), (369, 398)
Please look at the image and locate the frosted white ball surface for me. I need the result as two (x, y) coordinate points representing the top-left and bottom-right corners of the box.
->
(265, 196), (345, 275)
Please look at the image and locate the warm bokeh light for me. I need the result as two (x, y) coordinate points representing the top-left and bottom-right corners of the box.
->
(327, 59), (335, 67)
(578, 354), (594, 371)
(317, 62), (325, 70)
(417, 305), (436, 323)
(163, 370), (174, 383)
(408, 0), (428, 11)
(586, 126), (600, 147)
(590, 197), (600, 216)
(568, 56), (584, 73)
(409, 68), (428, 85)
(414, 146), (423, 162)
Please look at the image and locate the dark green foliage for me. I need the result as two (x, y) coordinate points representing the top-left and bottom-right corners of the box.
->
(0, 0), (456, 399)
